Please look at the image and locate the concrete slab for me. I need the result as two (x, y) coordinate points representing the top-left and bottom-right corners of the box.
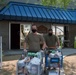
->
(3, 48), (76, 56)
(61, 48), (76, 56)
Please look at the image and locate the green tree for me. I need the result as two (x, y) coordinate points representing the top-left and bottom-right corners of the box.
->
(0, 0), (4, 3)
(42, 0), (72, 8)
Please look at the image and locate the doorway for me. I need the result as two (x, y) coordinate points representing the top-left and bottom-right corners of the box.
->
(52, 25), (64, 48)
(11, 24), (20, 49)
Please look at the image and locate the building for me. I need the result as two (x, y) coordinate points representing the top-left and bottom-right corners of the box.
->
(0, 1), (76, 50)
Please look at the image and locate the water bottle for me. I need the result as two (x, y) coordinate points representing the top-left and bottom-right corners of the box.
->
(47, 57), (50, 66)
(40, 50), (45, 64)
(21, 53), (25, 59)
(40, 50), (45, 57)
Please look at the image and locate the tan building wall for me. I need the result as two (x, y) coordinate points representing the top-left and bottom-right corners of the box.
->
(0, 20), (75, 50)
(0, 21), (9, 50)
(69, 25), (76, 47)
(0, 21), (52, 50)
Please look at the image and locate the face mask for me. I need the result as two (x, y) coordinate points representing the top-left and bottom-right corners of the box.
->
(48, 33), (52, 36)
(32, 29), (37, 33)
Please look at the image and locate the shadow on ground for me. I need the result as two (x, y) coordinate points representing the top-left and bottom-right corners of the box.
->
(3, 55), (21, 61)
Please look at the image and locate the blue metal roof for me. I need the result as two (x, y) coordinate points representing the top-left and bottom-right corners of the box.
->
(0, 1), (76, 24)
(68, 10), (76, 23)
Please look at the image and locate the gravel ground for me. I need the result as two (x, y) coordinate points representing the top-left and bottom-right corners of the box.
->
(0, 55), (76, 75)
(64, 55), (76, 75)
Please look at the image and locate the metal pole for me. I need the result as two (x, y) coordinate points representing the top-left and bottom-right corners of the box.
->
(0, 36), (2, 69)
(55, 25), (56, 35)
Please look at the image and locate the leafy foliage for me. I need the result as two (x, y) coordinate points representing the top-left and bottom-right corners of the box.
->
(42, 0), (72, 8)
(0, 0), (4, 3)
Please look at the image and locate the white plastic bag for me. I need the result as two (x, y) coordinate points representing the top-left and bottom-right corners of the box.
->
(30, 57), (40, 65)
